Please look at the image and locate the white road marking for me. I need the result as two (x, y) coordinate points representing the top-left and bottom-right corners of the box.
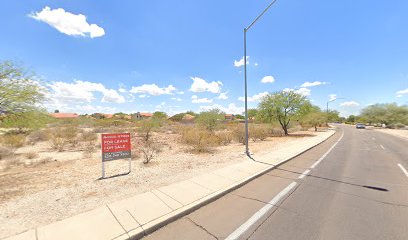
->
(398, 164), (408, 177)
(310, 130), (344, 169)
(298, 169), (311, 179)
(225, 182), (298, 240)
(380, 144), (385, 150)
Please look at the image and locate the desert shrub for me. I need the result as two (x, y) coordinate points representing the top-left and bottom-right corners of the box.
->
(49, 126), (80, 149)
(27, 129), (51, 144)
(51, 137), (65, 152)
(268, 127), (285, 137)
(181, 127), (221, 152)
(80, 131), (97, 142)
(83, 141), (96, 158)
(0, 146), (14, 160)
(137, 119), (160, 142)
(388, 123), (406, 129)
(231, 125), (246, 144)
(196, 109), (224, 131)
(250, 125), (269, 142)
(216, 131), (232, 145)
(0, 134), (26, 148)
(25, 152), (39, 159)
(140, 141), (161, 164)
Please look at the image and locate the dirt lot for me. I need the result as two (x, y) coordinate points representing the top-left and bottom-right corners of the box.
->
(374, 128), (408, 140)
(0, 128), (326, 239)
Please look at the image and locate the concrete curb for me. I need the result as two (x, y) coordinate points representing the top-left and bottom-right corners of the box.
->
(133, 129), (337, 239)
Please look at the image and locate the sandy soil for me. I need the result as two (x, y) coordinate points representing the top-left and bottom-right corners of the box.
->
(374, 128), (408, 140)
(0, 129), (326, 239)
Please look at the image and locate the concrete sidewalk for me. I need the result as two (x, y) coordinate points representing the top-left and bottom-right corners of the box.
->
(5, 130), (335, 240)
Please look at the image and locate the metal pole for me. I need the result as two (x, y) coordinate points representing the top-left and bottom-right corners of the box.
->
(326, 101), (329, 113)
(102, 160), (105, 179)
(243, 0), (278, 157)
(244, 28), (249, 156)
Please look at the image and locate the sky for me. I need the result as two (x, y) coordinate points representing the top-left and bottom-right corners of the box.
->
(1, 0), (408, 117)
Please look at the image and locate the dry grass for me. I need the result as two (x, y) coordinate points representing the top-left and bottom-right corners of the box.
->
(0, 134), (26, 148)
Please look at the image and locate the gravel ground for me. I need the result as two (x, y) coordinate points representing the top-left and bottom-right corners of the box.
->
(0, 130), (326, 239)
(374, 128), (408, 140)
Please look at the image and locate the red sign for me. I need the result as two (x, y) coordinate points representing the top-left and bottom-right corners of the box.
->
(101, 133), (131, 161)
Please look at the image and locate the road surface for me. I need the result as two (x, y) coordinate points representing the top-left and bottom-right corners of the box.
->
(143, 125), (408, 240)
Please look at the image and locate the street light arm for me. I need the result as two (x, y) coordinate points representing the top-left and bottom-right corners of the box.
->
(246, 0), (278, 31)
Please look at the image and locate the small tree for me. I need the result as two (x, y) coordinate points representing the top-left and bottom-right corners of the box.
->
(301, 111), (327, 131)
(1, 111), (52, 133)
(0, 60), (46, 113)
(257, 91), (309, 135)
(247, 109), (258, 120)
(152, 111), (168, 120)
(138, 119), (160, 142)
(196, 108), (225, 131)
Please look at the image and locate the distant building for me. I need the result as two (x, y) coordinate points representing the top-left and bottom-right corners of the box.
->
(224, 114), (235, 121)
(49, 113), (79, 119)
(102, 114), (114, 119)
(133, 112), (153, 120)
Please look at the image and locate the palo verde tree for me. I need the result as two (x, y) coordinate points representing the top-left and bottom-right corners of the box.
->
(0, 60), (49, 131)
(196, 108), (225, 131)
(257, 91), (309, 135)
(0, 60), (45, 113)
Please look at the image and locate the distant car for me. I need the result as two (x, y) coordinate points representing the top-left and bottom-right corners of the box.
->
(356, 123), (366, 129)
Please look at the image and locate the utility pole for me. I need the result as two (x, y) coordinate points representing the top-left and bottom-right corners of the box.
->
(244, 0), (278, 156)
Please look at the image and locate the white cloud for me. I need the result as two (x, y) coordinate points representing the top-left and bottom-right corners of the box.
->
(130, 84), (176, 96)
(238, 91), (268, 102)
(234, 56), (249, 68)
(199, 103), (244, 115)
(47, 80), (125, 104)
(171, 97), (182, 102)
(261, 76), (275, 84)
(396, 88), (408, 97)
(300, 81), (326, 87)
(329, 94), (337, 101)
(177, 91), (185, 95)
(283, 88), (311, 97)
(218, 92), (228, 100)
(29, 6), (105, 38)
(139, 94), (148, 98)
(254, 62), (259, 67)
(192, 95), (213, 103)
(340, 101), (360, 107)
(190, 77), (222, 94)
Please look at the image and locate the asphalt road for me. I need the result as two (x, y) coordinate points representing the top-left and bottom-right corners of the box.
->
(143, 125), (408, 240)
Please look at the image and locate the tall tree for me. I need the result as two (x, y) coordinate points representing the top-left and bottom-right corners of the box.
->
(0, 60), (45, 113)
(258, 91), (309, 135)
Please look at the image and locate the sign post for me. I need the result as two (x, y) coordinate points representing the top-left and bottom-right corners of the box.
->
(101, 133), (132, 178)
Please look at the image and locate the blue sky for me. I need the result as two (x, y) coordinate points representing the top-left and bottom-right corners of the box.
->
(1, 0), (408, 117)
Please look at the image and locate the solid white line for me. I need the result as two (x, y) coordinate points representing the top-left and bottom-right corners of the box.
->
(380, 144), (385, 150)
(310, 130), (344, 169)
(398, 164), (408, 177)
(298, 169), (311, 179)
(225, 182), (298, 240)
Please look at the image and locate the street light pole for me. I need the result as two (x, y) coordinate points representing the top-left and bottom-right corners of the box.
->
(244, 0), (278, 157)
